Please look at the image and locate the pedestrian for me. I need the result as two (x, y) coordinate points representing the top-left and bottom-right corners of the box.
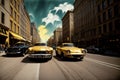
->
(0, 44), (3, 53)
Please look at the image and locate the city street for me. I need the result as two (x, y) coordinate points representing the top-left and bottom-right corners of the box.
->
(0, 51), (120, 80)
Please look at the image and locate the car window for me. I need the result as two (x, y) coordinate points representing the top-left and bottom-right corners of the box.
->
(34, 43), (47, 46)
(14, 43), (24, 47)
(62, 43), (74, 47)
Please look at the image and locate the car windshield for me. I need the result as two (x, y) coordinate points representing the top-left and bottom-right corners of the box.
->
(14, 43), (24, 47)
(34, 43), (47, 46)
(62, 43), (74, 47)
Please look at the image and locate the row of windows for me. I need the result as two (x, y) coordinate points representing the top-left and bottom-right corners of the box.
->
(10, 0), (19, 11)
(10, 20), (19, 34)
(1, 12), (5, 24)
(97, 4), (119, 24)
(10, 6), (19, 23)
(97, 0), (119, 12)
(79, 19), (119, 39)
(1, 0), (5, 6)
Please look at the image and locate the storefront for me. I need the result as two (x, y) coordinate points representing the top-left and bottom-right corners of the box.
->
(0, 24), (9, 49)
(9, 31), (26, 46)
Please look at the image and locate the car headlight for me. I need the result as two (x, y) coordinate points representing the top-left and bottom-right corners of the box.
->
(18, 48), (21, 51)
(29, 50), (35, 53)
(82, 49), (87, 53)
(64, 50), (70, 54)
(46, 50), (53, 54)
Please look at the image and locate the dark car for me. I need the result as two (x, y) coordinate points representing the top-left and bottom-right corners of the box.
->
(86, 45), (105, 54)
(5, 42), (29, 56)
(86, 46), (99, 53)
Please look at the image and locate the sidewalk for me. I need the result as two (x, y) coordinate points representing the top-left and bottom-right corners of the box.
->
(104, 50), (120, 57)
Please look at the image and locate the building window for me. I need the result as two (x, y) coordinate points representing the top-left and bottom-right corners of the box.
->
(98, 26), (102, 34)
(15, 12), (16, 20)
(10, 0), (12, 3)
(15, 0), (16, 7)
(1, 0), (5, 6)
(108, 22), (113, 32)
(107, 0), (112, 5)
(115, 19), (120, 30)
(10, 6), (13, 16)
(114, 5), (119, 17)
(14, 23), (16, 32)
(13, 11), (15, 19)
(114, 0), (119, 2)
(1, 12), (5, 24)
(97, 4), (101, 12)
(17, 5), (19, 11)
(102, 0), (106, 9)
(98, 15), (101, 24)
(103, 24), (107, 33)
(108, 8), (112, 19)
(10, 20), (12, 30)
(103, 12), (106, 21)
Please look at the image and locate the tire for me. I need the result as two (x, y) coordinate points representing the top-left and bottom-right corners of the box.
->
(61, 52), (65, 59)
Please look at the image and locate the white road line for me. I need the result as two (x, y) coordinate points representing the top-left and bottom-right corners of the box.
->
(85, 58), (120, 71)
(36, 64), (40, 80)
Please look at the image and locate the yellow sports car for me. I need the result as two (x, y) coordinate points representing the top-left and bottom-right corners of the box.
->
(27, 43), (53, 60)
(56, 43), (87, 60)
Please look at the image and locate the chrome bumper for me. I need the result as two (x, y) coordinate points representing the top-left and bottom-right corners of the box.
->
(6, 51), (21, 54)
(28, 54), (52, 59)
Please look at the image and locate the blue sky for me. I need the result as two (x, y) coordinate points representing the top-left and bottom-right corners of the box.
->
(24, 0), (74, 42)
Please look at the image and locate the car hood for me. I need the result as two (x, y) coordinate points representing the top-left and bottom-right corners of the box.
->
(29, 46), (53, 51)
(61, 47), (83, 53)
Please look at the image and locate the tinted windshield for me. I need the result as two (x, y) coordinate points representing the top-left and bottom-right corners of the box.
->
(34, 43), (47, 46)
(14, 43), (24, 47)
(62, 43), (74, 47)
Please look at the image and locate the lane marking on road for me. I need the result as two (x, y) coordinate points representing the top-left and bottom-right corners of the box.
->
(36, 64), (40, 80)
(85, 58), (120, 71)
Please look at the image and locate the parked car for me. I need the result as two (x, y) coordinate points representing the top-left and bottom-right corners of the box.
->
(5, 42), (29, 56)
(27, 43), (53, 60)
(56, 43), (87, 60)
(86, 46), (99, 53)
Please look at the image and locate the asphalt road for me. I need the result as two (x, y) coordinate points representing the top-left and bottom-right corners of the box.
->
(0, 51), (120, 80)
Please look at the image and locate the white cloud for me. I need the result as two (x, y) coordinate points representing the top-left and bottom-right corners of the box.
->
(42, 12), (60, 26)
(53, 2), (74, 13)
(42, 2), (74, 26)
(38, 25), (51, 42)
(29, 13), (35, 22)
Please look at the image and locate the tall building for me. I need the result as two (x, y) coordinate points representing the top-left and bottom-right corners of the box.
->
(9, 0), (25, 46)
(95, 0), (120, 50)
(54, 28), (62, 46)
(0, 0), (32, 47)
(47, 35), (54, 46)
(0, 0), (9, 46)
(74, 0), (96, 47)
(62, 11), (74, 43)
(74, 0), (120, 51)
(20, 0), (31, 43)
(31, 22), (40, 44)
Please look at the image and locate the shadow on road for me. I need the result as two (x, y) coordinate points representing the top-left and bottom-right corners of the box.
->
(53, 56), (83, 62)
(87, 51), (120, 58)
(2, 54), (24, 58)
(21, 56), (50, 63)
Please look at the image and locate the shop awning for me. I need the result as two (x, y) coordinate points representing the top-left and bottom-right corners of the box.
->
(9, 31), (26, 41)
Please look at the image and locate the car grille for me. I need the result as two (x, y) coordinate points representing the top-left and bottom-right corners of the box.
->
(34, 51), (48, 54)
(7, 48), (20, 52)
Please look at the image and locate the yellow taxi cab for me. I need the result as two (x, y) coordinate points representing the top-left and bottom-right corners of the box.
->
(56, 43), (87, 60)
(27, 43), (53, 60)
